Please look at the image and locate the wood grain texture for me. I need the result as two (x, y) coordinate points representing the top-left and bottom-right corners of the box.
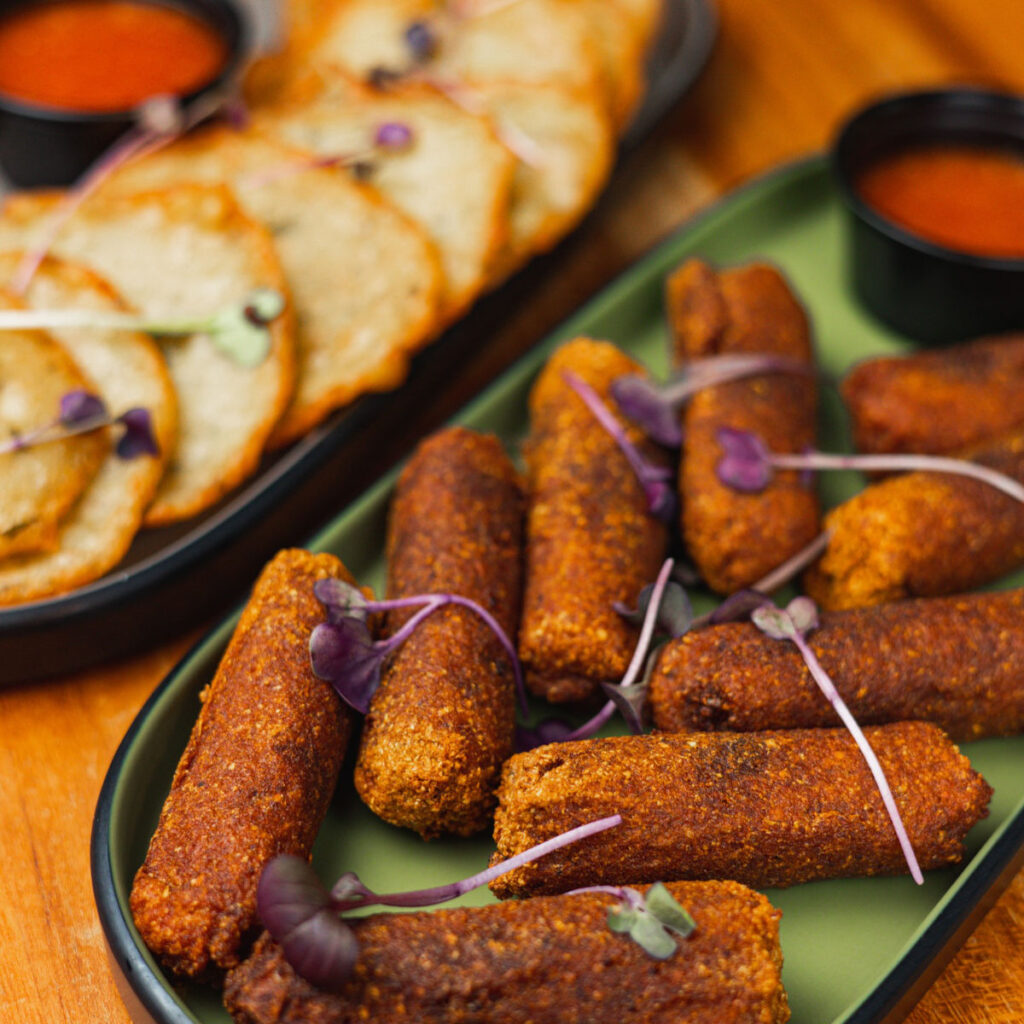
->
(1, 1), (1022, 1021)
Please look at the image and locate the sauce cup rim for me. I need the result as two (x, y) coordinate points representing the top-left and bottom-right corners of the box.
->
(0, 0), (251, 124)
(832, 85), (1024, 272)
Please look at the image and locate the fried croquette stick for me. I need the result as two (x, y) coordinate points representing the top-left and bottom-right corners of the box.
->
(354, 427), (524, 838)
(842, 333), (1024, 457)
(518, 337), (669, 703)
(223, 881), (790, 1024)
(667, 259), (819, 593)
(489, 723), (991, 896)
(649, 589), (1024, 741)
(130, 549), (356, 979)
(804, 426), (1024, 610)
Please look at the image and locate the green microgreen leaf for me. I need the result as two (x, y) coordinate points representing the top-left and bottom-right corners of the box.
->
(576, 883), (696, 960)
(0, 289), (285, 368)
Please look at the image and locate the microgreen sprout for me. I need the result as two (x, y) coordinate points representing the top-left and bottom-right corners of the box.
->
(611, 354), (814, 448)
(309, 576), (528, 716)
(688, 531), (832, 631)
(561, 369), (674, 522)
(568, 882), (696, 959)
(716, 427), (1024, 505)
(0, 388), (157, 459)
(257, 813), (622, 990)
(516, 559), (691, 749)
(746, 593), (924, 884)
(10, 89), (236, 294)
(404, 18), (440, 62)
(0, 288), (285, 367)
(239, 122), (415, 189)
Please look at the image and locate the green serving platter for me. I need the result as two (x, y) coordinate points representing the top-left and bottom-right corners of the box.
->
(92, 154), (1024, 1024)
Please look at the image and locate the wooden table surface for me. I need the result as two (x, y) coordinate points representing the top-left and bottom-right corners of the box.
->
(2, 1), (1023, 1022)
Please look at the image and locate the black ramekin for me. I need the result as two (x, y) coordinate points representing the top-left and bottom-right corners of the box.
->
(832, 86), (1024, 345)
(0, 0), (250, 188)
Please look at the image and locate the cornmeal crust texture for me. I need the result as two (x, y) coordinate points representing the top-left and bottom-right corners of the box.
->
(649, 589), (1024, 741)
(667, 259), (819, 594)
(489, 723), (991, 896)
(223, 881), (790, 1024)
(518, 337), (669, 703)
(130, 549), (355, 979)
(355, 427), (524, 838)
(804, 426), (1024, 610)
(842, 333), (1024, 457)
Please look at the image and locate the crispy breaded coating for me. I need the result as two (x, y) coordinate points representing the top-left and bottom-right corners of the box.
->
(804, 426), (1024, 610)
(649, 589), (1024, 741)
(667, 259), (819, 593)
(130, 550), (355, 980)
(842, 333), (1024, 457)
(355, 427), (524, 838)
(490, 723), (991, 896)
(518, 337), (669, 703)
(224, 881), (789, 1024)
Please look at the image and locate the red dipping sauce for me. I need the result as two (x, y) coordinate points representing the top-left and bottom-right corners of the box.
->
(857, 143), (1024, 261)
(0, 0), (228, 113)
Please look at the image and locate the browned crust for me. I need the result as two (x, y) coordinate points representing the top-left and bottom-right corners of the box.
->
(354, 427), (524, 838)
(649, 589), (1024, 741)
(223, 881), (789, 1024)
(667, 259), (820, 593)
(129, 549), (354, 979)
(518, 337), (669, 703)
(842, 333), (1024, 457)
(490, 722), (991, 896)
(804, 427), (1024, 610)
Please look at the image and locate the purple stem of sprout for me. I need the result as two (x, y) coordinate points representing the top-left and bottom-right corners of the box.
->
(620, 558), (674, 689)
(557, 557), (676, 741)
(10, 88), (235, 294)
(11, 126), (176, 295)
(566, 884), (645, 911)
(768, 451), (1024, 504)
(689, 531), (832, 631)
(660, 354), (812, 405)
(369, 593), (528, 715)
(341, 814), (622, 909)
(562, 369), (669, 512)
(0, 411), (109, 456)
(787, 628), (924, 885)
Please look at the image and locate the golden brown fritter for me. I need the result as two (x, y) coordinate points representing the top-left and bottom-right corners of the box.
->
(804, 426), (1024, 610)
(518, 337), (669, 703)
(223, 881), (790, 1024)
(355, 427), (524, 838)
(130, 549), (355, 980)
(490, 723), (991, 896)
(842, 333), (1024, 457)
(667, 259), (820, 594)
(649, 589), (1024, 741)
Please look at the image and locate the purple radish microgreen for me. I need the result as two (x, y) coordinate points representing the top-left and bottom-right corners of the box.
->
(404, 18), (440, 61)
(688, 531), (832, 631)
(310, 577), (528, 716)
(10, 89), (235, 294)
(569, 882), (696, 959)
(716, 427), (1024, 505)
(0, 288), (285, 367)
(516, 559), (690, 749)
(258, 813), (622, 990)
(0, 389), (157, 459)
(561, 369), (674, 522)
(611, 354), (814, 448)
(240, 122), (415, 189)
(748, 594), (924, 884)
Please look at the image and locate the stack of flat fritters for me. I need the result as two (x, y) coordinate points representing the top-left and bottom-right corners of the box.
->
(0, 0), (665, 603)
